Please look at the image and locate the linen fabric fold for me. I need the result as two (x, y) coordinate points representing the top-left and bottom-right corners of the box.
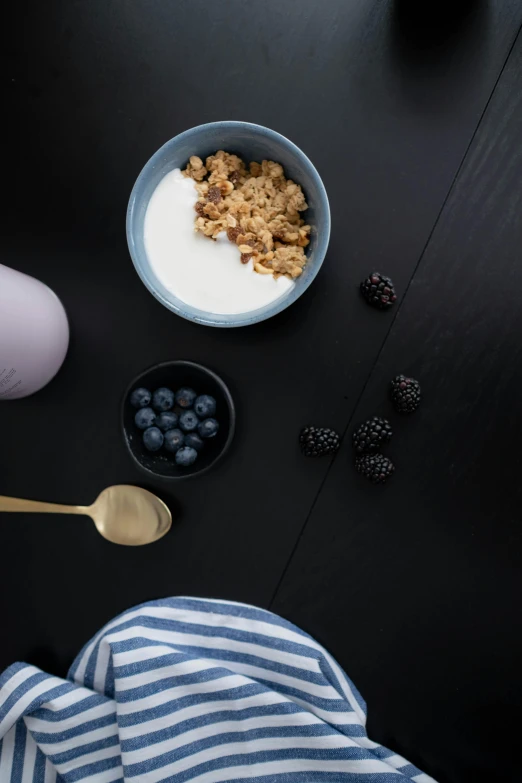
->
(0, 597), (436, 782)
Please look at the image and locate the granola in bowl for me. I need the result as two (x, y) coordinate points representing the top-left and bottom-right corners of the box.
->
(183, 151), (311, 280)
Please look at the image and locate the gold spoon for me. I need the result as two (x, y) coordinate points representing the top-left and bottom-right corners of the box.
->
(0, 485), (171, 545)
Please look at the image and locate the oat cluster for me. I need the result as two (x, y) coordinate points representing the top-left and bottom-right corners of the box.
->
(183, 151), (310, 279)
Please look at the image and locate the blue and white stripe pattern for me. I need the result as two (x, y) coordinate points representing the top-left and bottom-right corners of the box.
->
(0, 597), (436, 782)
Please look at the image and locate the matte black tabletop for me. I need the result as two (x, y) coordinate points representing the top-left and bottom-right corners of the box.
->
(4, 2), (522, 781)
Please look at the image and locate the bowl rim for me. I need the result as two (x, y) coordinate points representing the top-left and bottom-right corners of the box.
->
(121, 359), (236, 480)
(126, 120), (331, 328)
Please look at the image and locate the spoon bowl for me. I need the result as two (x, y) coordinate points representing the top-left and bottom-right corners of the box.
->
(88, 485), (172, 545)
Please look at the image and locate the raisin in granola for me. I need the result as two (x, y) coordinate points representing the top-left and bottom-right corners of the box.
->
(207, 186), (222, 204)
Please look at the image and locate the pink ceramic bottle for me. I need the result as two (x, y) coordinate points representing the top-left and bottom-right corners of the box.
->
(0, 264), (69, 399)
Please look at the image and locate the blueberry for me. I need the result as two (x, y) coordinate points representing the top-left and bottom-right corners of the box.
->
(179, 410), (199, 432)
(198, 418), (219, 439)
(175, 446), (198, 467)
(130, 387), (151, 408)
(164, 428), (185, 453)
(143, 426), (163, 452)
(156, 411), (179, 432)
(194, 394), (217, 418)
(135, 407), (156, 430)
(152, 387), (175, 412)
(185, 432), (204, 452)
(175, 388), (197, 409)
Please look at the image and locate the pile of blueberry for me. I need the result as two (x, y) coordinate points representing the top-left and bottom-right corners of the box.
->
(130, 386), (219, 467)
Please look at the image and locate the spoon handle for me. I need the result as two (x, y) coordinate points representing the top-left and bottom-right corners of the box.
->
(0, 495), (85, 515)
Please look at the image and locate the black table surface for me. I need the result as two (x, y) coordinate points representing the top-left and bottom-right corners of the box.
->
(4, 2), (522, 781)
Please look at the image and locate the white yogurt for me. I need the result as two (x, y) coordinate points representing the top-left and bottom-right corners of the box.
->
(144, 169), (294, 315)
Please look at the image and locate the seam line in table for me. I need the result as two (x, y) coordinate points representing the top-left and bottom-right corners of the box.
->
(267, 20), (522, 612)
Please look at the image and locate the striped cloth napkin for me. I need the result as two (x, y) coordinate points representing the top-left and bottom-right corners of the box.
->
(0, 597), (436, 782)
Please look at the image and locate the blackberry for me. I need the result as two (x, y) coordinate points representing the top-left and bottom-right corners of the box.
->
(352, 417), (392, 454)
(360, 273), (397, 310)
(300, 427), (340, 457)
(355, 453), (395, 484)
(390, 375), (421, 414)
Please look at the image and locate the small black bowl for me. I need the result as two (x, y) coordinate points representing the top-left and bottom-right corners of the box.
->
(122, 360), (235, 479)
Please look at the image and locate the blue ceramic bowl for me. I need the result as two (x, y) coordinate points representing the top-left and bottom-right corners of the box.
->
(127, 121), (330, 327)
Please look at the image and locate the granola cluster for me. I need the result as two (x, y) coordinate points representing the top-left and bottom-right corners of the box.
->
(183, 151), (310, 279)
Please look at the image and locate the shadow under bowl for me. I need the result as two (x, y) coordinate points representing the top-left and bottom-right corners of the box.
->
(122, 360), (235, 479)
